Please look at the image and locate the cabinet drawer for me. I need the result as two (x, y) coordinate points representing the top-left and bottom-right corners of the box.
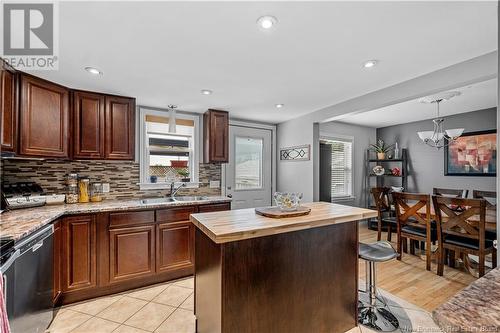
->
(156, 206), (197, 223)
(109, 210), (155, 228)
(198, 203), (231, 213)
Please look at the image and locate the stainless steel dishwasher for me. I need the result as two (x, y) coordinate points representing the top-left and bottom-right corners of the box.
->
(2, 224), (54, 333)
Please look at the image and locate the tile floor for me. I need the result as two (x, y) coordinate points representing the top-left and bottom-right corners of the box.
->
(48, 276), (442, 333)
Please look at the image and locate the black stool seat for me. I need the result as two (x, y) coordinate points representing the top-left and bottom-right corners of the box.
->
(381, 216), (397, 225)
(359, 242), (397, 262)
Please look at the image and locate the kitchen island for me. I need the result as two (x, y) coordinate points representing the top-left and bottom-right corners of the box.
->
(190, 202), (377, 333)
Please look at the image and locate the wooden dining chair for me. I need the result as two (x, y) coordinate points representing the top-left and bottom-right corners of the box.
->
(472, 190), (497, 242)
(393, 192), (435, 271)
(433, 188), (468, 198)
(370, 187), (397, 242)
(432, 196), (496, 277)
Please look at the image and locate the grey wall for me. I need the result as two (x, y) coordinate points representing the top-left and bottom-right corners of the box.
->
(377, 108), (497, 195)
(319, 121), (377, 207)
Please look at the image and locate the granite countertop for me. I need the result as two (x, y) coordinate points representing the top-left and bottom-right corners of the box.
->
(0, 196), (231, 241)
(190, 202), (377, 243)
(433, 268), (500, 332)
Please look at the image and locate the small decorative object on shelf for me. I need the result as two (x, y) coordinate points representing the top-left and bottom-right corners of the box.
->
(391, 167), (401, 176)
(372, 165), (385, 176)
(391, 186), (404, 192)
(150, 176), (158, 183)
(394, 142), (400, 159)
(370, 139), (394, 160)
(273, 192), (303, 211)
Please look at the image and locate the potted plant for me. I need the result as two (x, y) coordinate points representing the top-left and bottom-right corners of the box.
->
(176, 169), (190, 182)
(370, 139), (394, 160)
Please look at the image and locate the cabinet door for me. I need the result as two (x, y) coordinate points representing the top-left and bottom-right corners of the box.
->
(105, 96), (135, 160)
(73, 91), (105, 159)
(204, 109), (229, 163)
(109, 225), (155, 283)
(53, 219), (62, 303)
(19, 75), (69, 157)
(0, 66), (17, 152)
(156, 221), (194, 273)
(198, 202), (231, 213)
(62, 215), (97, 292)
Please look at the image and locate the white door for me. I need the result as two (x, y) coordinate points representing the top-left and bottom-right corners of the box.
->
(225, 125), (272, 209)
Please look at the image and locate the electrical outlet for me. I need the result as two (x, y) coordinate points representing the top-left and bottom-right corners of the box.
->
(102, 183), (110, 193)
(210, 180), (220, 189)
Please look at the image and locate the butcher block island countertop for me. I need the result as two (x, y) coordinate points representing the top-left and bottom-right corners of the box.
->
(191, 202), (377, 333)
(190, 201), (377, 243)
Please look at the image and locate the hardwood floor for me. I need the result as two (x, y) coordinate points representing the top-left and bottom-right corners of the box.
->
(358, 223), (477, 312)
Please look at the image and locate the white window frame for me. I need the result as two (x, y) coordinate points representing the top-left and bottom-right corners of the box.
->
(320, 133), (355, 202)
(139, 107), (200, 190)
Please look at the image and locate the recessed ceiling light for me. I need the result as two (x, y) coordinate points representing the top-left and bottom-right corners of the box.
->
(84, 66), (102, 75)
(275, 104), (284, 108)
(257, 16), (277, 30)
(201, 89), (212, 95)
(362, 60), (378, 69)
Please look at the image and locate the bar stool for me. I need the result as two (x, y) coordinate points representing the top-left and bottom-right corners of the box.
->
(358, 241), (399, 332)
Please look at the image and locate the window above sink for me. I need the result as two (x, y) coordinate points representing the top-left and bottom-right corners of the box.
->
(139, 107), (200, 190)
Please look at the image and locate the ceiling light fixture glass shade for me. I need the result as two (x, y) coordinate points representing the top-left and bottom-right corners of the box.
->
(168, 105), (177, 133)
(417, 91), (464, 149)
(257, 16), (277, 30)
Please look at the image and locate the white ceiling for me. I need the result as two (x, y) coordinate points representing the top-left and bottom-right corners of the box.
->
(27, 1), (497, 124)
(337, 78), (497, 128)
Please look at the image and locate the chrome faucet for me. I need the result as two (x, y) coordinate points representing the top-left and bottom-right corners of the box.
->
(169, 182), (186, 199)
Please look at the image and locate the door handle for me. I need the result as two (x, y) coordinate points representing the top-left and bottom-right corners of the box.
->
(32, 241), (44, 252)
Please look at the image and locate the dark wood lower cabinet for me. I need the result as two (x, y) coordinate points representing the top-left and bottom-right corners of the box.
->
(157, 221), (194, 273)
(61, 215), (97, 293)
(56, 203), (229, 305)
(109, 225), (155, 283)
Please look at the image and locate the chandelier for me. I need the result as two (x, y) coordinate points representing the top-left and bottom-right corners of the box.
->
(417, 91), (464, 149)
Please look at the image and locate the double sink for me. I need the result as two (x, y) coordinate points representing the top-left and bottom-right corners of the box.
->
(140, 196), (209, 205)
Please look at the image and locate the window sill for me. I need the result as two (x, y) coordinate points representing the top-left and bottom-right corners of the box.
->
(331, 196), (356, 203)
(139, 182), (200, 191)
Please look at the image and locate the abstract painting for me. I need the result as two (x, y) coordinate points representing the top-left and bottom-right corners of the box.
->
(444, 130), (496, 176)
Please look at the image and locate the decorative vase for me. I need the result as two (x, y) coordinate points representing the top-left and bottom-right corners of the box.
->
(394, 142), (400, 159)
(377, 152), (386, 160)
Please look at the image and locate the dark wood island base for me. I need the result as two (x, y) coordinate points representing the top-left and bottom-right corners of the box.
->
(191, 202), (377, 333)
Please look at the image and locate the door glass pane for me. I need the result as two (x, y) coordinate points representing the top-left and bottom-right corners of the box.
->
(235, 136), (263, 190)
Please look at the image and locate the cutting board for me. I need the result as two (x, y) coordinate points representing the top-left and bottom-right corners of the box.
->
(255, 206), (311, 218)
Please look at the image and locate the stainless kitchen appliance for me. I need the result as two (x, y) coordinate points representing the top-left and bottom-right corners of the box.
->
(1, 182), (46, 210)
(1, 224), (54, 333)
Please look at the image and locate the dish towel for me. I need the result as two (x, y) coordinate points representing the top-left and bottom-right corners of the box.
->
(0, 275), (10, 333)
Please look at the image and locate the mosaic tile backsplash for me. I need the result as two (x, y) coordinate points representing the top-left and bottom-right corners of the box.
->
(0, 159), (222, 200)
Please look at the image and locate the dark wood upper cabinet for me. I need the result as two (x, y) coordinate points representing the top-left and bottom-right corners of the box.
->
(0, 63), (18, 153)
(73, 90), (105, 159)
(204, 109), (229, 163)
(62, 215), (97, 293)
(105, 95), (135, 160)
(19, 74), (69, 158)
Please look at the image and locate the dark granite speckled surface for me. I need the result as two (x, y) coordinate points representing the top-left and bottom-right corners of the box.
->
(0, 197), (231, 241)
(433, 268), (500, 332)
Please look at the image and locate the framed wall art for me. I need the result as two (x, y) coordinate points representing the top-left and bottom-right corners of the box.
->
(444, 129), (496, 176)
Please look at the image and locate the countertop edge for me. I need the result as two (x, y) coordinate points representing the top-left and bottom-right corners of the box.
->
(2, 197), (232, 241)
(191, 206), (377, 244)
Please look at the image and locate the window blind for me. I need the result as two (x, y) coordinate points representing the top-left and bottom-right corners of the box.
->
(325, 139), (353, 199)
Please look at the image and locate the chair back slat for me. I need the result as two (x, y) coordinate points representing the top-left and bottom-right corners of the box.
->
(433, 188), (468, 198)
(431, 196), (487, 243)
(371, 187), (391, 212)
(392, 192), (431, 228)
(473, 190), (497, 208)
